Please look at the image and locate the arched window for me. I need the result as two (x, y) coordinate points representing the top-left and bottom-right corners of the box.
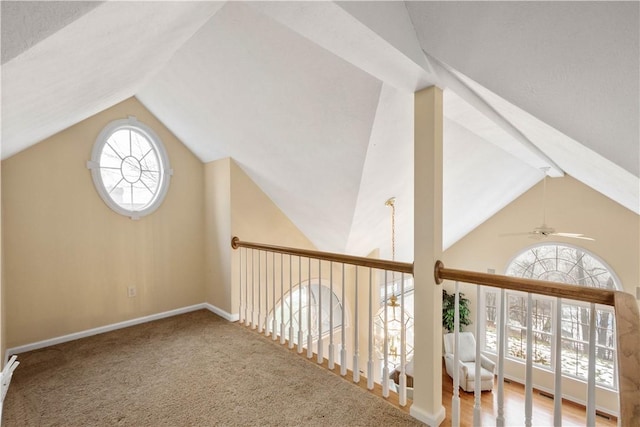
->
(269, 282), (343, 344)
(483, 243), (620, 389)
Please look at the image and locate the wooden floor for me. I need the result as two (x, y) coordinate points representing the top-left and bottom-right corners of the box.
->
(249, 327), (617, 426)
(440, 364), (617, 427)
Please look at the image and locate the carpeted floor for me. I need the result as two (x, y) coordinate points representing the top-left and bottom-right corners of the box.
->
(3, 310), (423, 426)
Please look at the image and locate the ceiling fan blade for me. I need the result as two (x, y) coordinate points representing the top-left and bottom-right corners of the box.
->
(553, 232), (595, 241)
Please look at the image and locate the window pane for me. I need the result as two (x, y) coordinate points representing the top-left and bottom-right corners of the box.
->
(485, 291), (497, 352)
(500, 244), (620, 389)
(272, 283), (343, 344)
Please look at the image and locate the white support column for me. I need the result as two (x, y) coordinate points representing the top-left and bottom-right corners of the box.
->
(496, 289), (505, 427)
(554, 298), (563, 427)
(473, 285), (482, 427)
(411, 85), (445, 426)
(525, 293), (533, 427)
(587, 303), (597, 426)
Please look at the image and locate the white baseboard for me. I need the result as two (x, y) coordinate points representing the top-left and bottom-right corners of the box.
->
(4, 302), (239, 366)
(203, 303), (239, 322)
(410, 404), (445, 426)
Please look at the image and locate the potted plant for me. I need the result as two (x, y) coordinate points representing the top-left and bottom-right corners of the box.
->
(442, 289), (471, 332)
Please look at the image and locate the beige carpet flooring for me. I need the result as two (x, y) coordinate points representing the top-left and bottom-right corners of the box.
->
(3, 310), (423, 426)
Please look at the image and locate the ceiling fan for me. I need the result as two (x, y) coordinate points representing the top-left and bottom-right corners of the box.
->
(501, 169), (595, 241)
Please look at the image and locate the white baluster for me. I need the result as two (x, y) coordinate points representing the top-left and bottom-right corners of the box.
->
(340, 263), (347, 376)
(525, 293), (533, 427)
(587, 303), (597, 426)
(554, 298), (563, 426)
(245, 249), (249, 327)
(452, 281), (460, 427)
(329, 262), (335, 369)
(382, 270), (389, 398)
(298, 257), (304, 354)
(307, 258), (313, 359)
(288, 255), (294, 349)
(272, 252), (277, 341)
(367, 268), (374, 390)
(496, 289), (505, 427)
(399, 272), (407, 406)
(249, 249), (254, 328)
(1, 355), (20, 418)
(317, 259), (323, 364)
(264, 251), (269, 336)
(256, 250), (261, 330)
(238, 248), (243, 323)
(353, 268), (360, 383)
(474, 285), (482, 426)
(280, 254), (286, 345)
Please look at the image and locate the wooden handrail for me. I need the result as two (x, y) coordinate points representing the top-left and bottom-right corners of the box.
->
(231, 237), (413, 274)
(435, 260), (640, 425)
(434, 260), (616, 306)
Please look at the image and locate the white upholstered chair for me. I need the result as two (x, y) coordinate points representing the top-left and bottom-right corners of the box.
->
(443, 332), (495, 392)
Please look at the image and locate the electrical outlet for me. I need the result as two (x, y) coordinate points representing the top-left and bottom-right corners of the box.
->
(127, 286), (137, 298)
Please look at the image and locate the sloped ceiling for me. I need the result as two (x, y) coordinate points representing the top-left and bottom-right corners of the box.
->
(2, 1), (638, 257)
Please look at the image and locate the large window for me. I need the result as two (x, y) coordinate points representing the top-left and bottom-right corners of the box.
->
(484, 244), (620, 389)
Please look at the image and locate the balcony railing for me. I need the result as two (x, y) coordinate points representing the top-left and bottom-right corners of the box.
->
(231, 237), (640, 426)
(231, 237), (414, 405)
(434, 261), (640, 426)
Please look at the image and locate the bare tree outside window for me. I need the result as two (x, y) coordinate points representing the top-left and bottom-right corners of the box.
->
(484, 244), (620, 389)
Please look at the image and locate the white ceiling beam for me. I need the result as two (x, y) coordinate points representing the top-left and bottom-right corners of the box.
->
(425, 52), (564, 178)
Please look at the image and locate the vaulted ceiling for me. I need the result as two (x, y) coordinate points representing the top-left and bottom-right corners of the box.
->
(2, 1), (638, 259)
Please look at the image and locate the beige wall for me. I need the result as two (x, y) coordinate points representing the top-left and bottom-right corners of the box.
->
(230, 159), (318, 316)
(443, 174), (639, 297)
(204, 158), (232, 311)
(2, 97), (205, 348)
(203, 158), (317, 314)
(442, 174), (640, 415)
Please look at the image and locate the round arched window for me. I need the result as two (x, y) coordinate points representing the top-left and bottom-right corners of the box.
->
(88, 117), (172, 219)
(482, 243), (621, 388)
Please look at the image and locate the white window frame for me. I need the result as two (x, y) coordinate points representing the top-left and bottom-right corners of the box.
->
(88, 116), (173, 219)
(481, 242), (621, 390)
(269, 281), (345, 344)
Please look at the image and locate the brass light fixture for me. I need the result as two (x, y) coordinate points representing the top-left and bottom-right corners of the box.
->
(373, 197), (414, 369)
